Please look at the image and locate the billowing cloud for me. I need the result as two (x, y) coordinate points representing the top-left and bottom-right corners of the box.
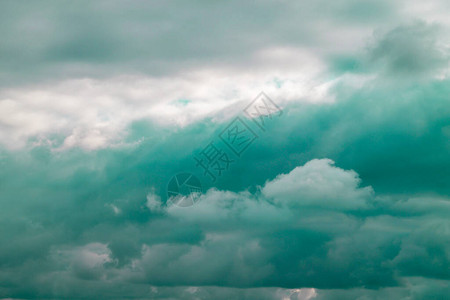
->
(1, 0), (450, 299)
(0, 157), (449, 299)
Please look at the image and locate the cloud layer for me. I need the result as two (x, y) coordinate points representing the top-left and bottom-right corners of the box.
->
(0, 157), (449, 299)
(1, 1), (450, 299)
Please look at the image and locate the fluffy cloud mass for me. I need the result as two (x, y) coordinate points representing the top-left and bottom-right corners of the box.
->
(1, 157), (449, 299)
(0, 0), (449, 299)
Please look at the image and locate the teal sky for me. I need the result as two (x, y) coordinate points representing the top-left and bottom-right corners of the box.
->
(0, 1), (449, 299)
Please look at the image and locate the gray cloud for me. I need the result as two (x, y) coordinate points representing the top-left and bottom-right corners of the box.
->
(0, 158), (449, 298)
(1, 1), (450, 299)
(0, 0), (403, 86)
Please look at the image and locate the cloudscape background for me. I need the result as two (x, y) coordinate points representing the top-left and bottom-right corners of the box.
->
(0, 1), (449, 299)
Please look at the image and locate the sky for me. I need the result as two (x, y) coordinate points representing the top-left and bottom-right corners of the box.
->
(0, 1), (449, 299)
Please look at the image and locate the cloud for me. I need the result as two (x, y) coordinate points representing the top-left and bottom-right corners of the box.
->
(1, 31), (449, 297)
(1, 1), (450, 299)
(0, 51), (326, 150)
(0, 157), (449, 298)
(1, 13), (449, 153)
(262, 159), (373, 209)
(0, 0), (395, 86)
(368, 21), (450, 78)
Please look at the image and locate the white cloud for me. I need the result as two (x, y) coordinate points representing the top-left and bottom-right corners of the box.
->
(262, 159), (373, 209)
(54, 243), (115, 281)
(0, 47), (329, 150)
(146, 191), (163, 213)
(279, 288), (318, 300)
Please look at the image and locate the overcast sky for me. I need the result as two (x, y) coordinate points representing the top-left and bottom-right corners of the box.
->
(0, 1), (449, 299)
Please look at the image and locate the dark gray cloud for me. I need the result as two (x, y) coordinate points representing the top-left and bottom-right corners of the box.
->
(0, 0), (400, 87)
(368, 21), (450, 77)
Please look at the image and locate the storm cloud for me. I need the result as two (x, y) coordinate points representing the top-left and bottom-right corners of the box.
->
(0, 0), (449, 299)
